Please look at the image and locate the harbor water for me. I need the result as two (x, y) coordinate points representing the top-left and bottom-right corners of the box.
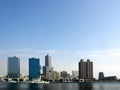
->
(0, 82), (120, 90)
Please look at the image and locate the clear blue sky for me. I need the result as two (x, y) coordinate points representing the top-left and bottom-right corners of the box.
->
(0, 0), (120, 78)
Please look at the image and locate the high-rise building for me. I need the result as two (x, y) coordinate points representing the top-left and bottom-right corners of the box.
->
(8, 56), (20, 78)
(60, 71), (71, 81)
(45, 54), (51, 68)
(29, 58), (40, 80)
(79, 59), (93, 81)
(43, 54), (53, 76)
(98, 72), (104, 80)
(46, 71), (59, 81)
(60, 71), (68, 79)
(72, 71), (78, 78)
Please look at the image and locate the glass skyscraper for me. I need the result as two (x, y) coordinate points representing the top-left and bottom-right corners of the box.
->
(43, 54), (54, 80)
(8, 56), (20, 78)
(98, 72), (104, 80)
(43, 54), (53, 75)
(29, 58), (40, 80)
(45, 54), (51, 68)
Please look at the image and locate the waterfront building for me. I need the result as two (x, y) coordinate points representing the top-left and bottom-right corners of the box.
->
(98, 72), (117, 81)
(45, 54), (51, 68)
(98, 72), (104, 80)
(60, 71), (71, 81)
(8, 56), (20, 78)
(29, 58), (40, 80)
(72, 71), (78, 78)
(79, 59), (93, 81)
(46, 71), (59, 81)
(43, 54), (53, 80)
(103, 76), (117, 81)
(45, 54), (53, 72)
(60, 71), (68, 79)
(51, 71), (59, 81)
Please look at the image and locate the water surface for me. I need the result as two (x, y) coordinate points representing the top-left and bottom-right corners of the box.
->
(0, 82), (120, 90)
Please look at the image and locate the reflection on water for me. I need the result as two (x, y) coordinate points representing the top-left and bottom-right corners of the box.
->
(79, 83), (93, 90)
(43, 83), (93, 90)
(93, 82), (120, 90)
(0, 82), (120, 90)
(44, 83), (81, 90)
(28, 84), (39, 90)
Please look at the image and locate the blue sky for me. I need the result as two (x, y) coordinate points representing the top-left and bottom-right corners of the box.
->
(0, 0), (120, 78)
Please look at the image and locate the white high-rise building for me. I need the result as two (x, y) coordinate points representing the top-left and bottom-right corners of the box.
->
(8, 56), (20, 78)
(72, 71), (78, 78)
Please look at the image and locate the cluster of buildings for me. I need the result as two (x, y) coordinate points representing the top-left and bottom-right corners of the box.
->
(98, 72), (117, 81)
(78, 59), (118, 81)
(7, 55), (59, 81)
(1, 55), (96, 82)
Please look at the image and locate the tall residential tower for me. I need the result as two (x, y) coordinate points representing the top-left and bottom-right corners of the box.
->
(79, 59), (93, 81)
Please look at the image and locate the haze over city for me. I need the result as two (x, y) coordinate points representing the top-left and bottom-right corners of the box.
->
(0, 0), (120, 78)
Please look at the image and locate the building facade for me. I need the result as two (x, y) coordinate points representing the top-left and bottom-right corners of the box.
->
(45, 54), (53, 71)
(43, 54), (53, 79)
(98, 72), (104, 80)
(8, 56), (20, 78)
(60, 71), (68, 79)
(29, 58), (40, 80)
(45, 54), (51, 68)
(60, 71), (71, 81)
(45, 71), (59, 81)
(72, 71), (78, 78)
(79, 59), (93, 81)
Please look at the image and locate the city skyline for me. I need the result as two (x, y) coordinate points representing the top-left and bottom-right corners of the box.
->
(0, 0), (120, 79)
(0, 52), (120, 79)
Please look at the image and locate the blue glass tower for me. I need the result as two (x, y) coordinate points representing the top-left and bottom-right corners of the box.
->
(29, 58), (40, 80)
